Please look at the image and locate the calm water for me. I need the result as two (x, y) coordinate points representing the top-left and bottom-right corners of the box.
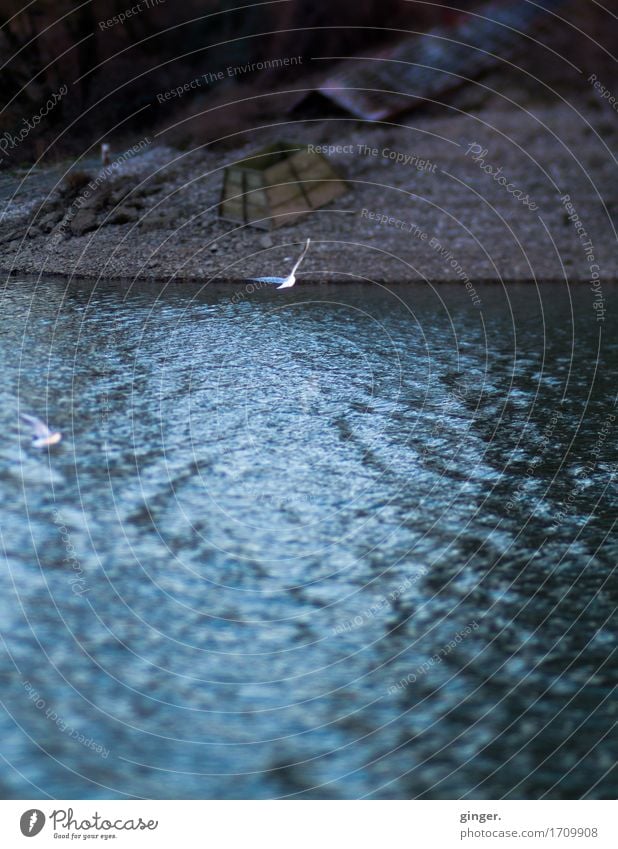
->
(0, 278), (616, 799)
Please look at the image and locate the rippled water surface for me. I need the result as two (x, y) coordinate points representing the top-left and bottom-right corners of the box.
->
(0, 278), (616, 799)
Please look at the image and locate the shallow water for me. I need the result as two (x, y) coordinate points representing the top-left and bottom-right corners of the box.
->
(0, 278), (616, 799)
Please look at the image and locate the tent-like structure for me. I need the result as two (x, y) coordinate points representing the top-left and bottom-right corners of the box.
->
(219, 142), (349, 230)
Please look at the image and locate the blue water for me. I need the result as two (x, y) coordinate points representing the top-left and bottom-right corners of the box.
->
(0, 278), (616, 799)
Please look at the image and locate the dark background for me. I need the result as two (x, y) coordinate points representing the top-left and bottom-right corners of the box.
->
(1, 0), (617, 163)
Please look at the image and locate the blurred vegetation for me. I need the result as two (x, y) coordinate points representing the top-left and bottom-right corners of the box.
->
(0, 0), (462, 164)
(1, 0), (616, 165)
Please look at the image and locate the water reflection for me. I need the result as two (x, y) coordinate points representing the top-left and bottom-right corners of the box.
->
(0, 277), (616, 799)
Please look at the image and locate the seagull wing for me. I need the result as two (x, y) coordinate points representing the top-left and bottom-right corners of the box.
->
(250, 277), (287, 285)
(289, 238), (311, 276)
(20, 413), (52, 438)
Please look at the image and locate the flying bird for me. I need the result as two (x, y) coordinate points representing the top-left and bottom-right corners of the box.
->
(20, 413), (62, 448)
(250, 238), (311, 289)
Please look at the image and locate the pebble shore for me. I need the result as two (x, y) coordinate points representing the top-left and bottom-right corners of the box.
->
(1, 101), (616, 287)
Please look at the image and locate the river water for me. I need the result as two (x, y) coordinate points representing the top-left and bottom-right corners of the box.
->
(0, 278), (616, 799)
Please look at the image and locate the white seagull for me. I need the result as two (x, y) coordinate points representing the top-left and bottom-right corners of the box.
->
(20, 413), (62, 448)
(250, 238), (311, 289)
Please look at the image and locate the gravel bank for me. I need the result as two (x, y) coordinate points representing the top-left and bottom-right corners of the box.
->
(1, 101), (617, 286)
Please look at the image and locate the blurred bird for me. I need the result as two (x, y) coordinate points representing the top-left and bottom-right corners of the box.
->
(20, 413), (62, 448)
(250, 238), (311, 289)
